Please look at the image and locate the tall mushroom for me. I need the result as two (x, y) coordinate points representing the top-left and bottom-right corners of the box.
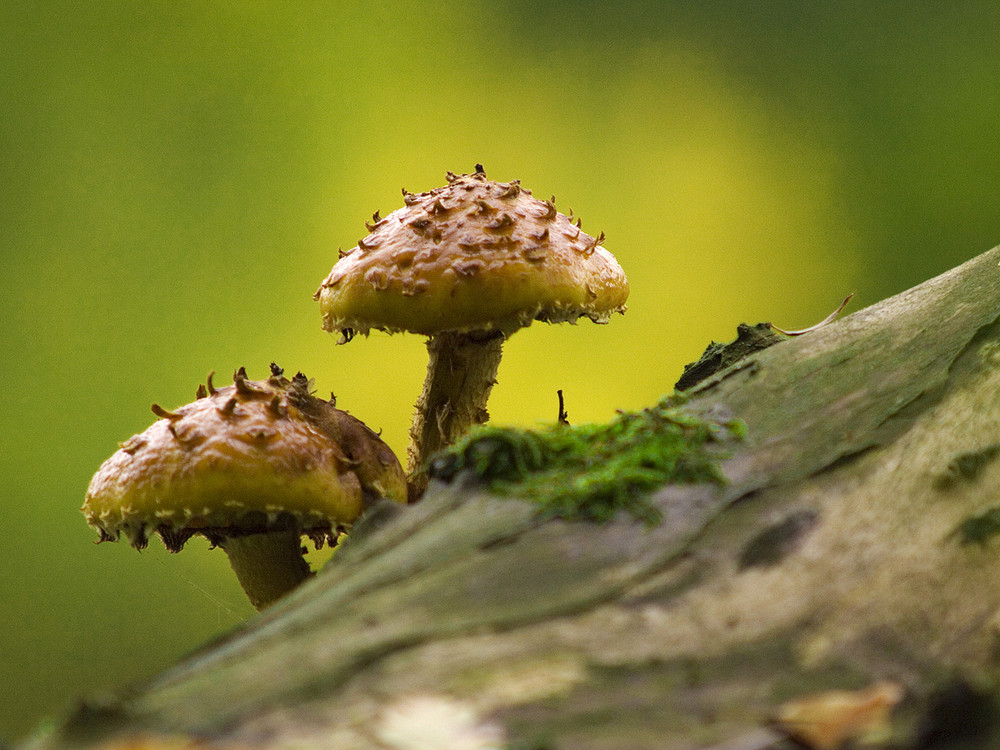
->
(82, 365), (406, 610)
(314, 167), (629, 491)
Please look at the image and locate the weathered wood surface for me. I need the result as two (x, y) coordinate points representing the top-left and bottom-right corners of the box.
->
(26, 247), (1000, 749)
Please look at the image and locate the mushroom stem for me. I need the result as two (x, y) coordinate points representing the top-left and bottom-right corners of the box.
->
(407, 331), (503, 487)
(219, 530), (313, 610)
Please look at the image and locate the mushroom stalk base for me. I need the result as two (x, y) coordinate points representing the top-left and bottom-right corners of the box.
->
(408, 331), (503, 490)
(220, 531), (313, 610)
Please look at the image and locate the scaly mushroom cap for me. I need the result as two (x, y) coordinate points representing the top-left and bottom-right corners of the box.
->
(314, 169), (629, 338)
(83, 366), (406, 552)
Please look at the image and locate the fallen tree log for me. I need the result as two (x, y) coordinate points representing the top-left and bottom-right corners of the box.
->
(24, 246), (1000, 750)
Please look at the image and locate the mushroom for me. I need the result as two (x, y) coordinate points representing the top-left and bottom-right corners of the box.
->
(314, 167), (629, 490)
(82, 365), (407, 610)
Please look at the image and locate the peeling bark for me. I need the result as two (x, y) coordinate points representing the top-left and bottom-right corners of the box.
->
(25, 247), (1000, 750)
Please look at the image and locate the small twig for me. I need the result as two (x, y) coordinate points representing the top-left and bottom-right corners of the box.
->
(557, 389), (570, 426)
(771, 292), (855, 336)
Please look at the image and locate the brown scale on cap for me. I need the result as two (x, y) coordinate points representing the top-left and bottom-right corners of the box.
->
(83, 365), (406, 609)
(314, 168), (629, 493)
(314, 168), (628, 340)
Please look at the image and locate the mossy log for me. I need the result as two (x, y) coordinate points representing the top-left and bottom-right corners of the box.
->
(25, 247), (1000, 749)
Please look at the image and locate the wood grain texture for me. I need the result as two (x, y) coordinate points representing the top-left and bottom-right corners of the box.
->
(26, 247), (1000, 750)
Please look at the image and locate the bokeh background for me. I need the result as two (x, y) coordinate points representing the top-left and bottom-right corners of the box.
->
(3, 1), (1000, 741)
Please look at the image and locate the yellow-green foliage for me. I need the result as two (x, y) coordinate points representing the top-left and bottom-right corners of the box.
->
(430, 396), (744, 524)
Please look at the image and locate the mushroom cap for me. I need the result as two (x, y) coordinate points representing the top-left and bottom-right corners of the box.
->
(315, 170), (629, 338)
(83, 367), (407, 552)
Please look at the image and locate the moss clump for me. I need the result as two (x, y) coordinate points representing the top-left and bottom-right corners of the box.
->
(675, 322), (783, 391)
(428, 395), (744, 524)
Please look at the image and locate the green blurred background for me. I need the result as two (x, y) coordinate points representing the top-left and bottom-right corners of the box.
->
(3, 0), (999, 741)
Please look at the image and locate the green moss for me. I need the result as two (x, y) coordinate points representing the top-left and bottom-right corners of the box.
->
(428, 395), (744, 524)
(675, 322), (783, 391)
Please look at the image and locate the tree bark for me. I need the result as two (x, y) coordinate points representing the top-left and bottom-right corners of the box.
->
(26, 247), (1000, 750)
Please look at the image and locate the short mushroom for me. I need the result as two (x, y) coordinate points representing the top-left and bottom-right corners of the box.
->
(314, 167), (628, 490)
(82, 365), (406, 610)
